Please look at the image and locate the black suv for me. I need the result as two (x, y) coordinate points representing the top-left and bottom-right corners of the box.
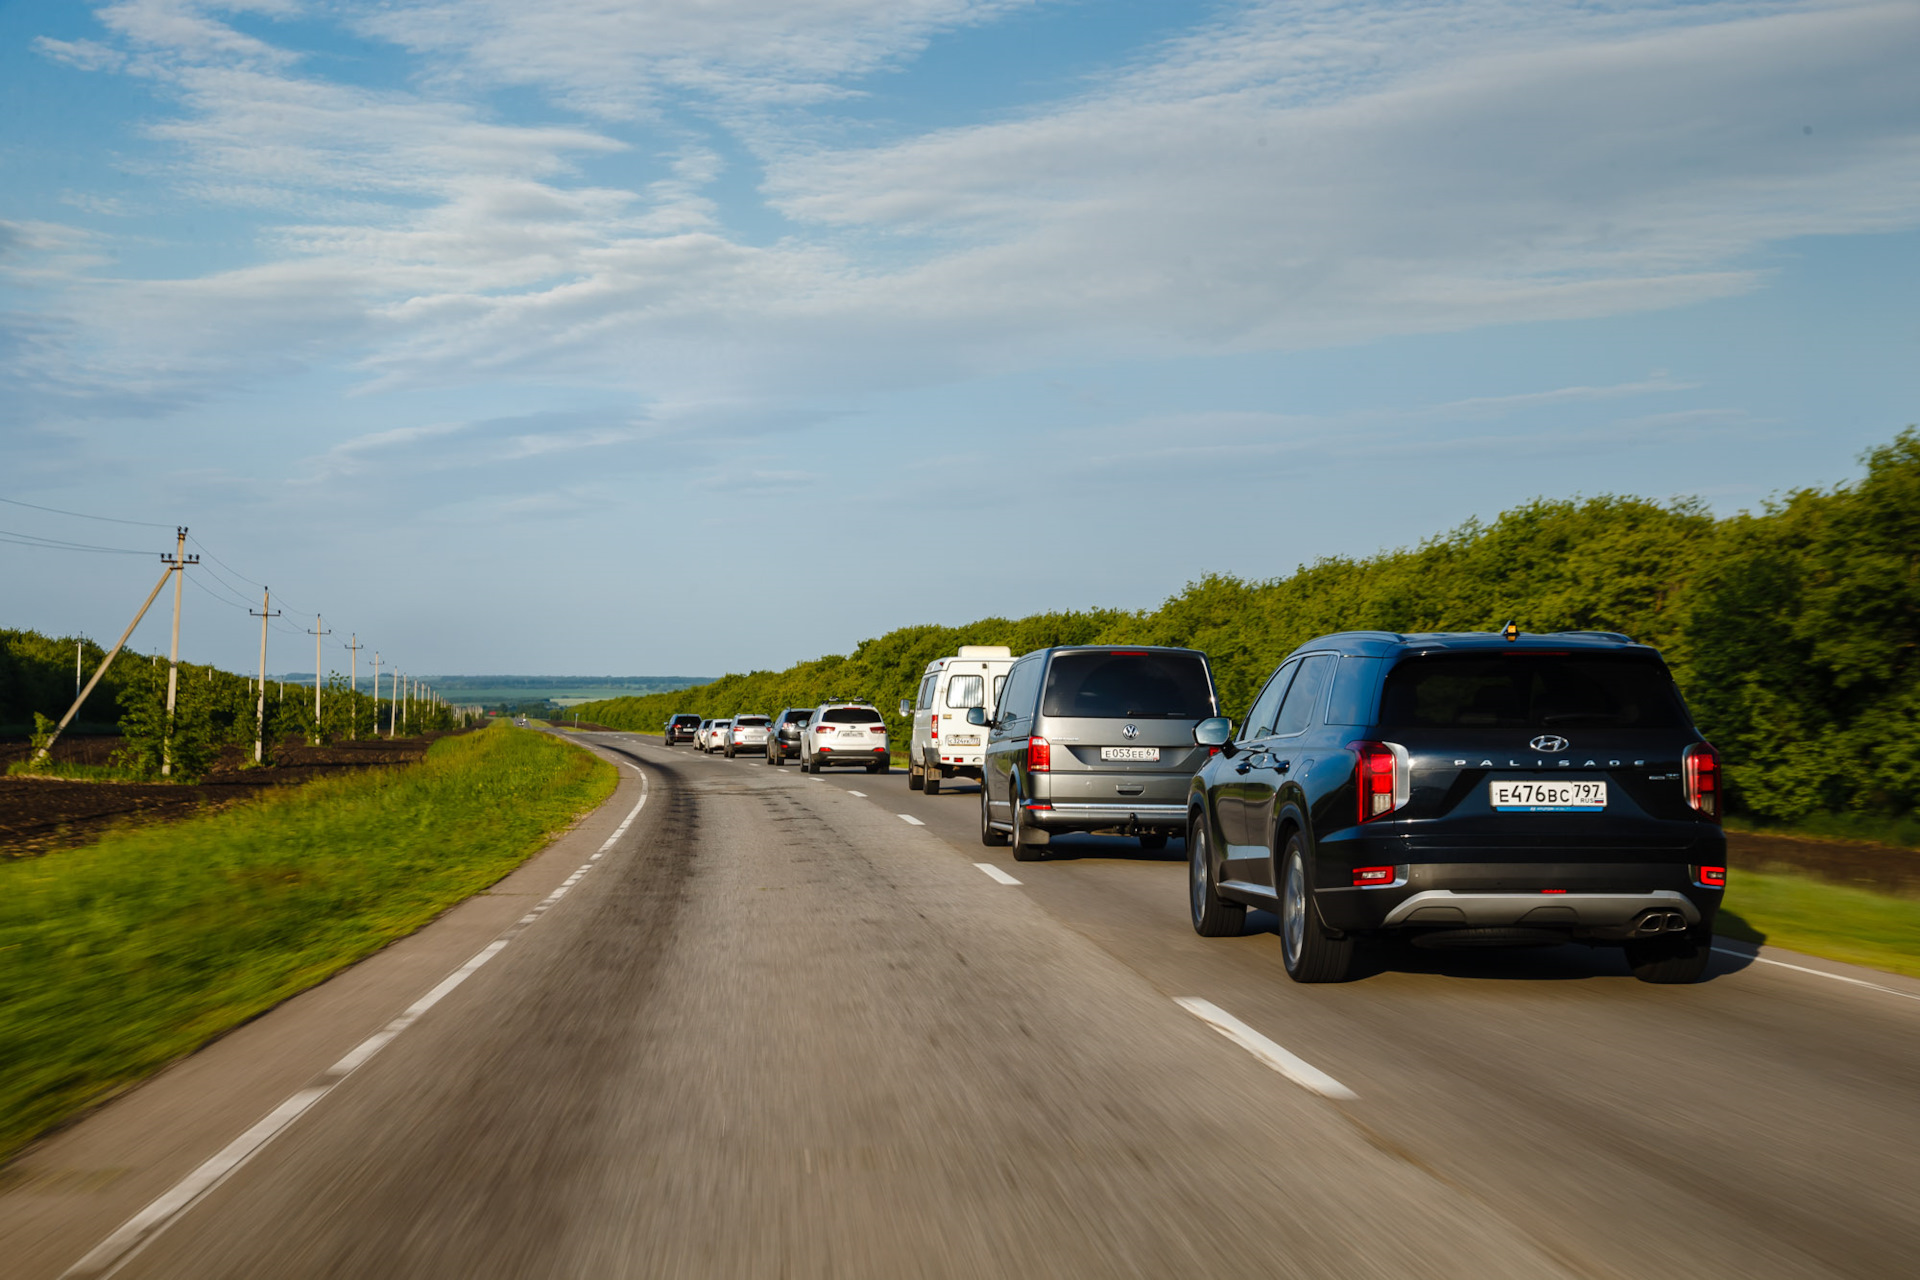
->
(664, 713), (700, 745)
(1186, 630), (1725, 984)
(765, 707), (813, 766)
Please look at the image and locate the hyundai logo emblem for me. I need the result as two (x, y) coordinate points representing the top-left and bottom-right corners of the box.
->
(1122, 723), (1139, 739)
(1529, 735), (1570, 752)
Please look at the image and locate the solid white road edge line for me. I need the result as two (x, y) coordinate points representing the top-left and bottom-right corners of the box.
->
(1174, 997), (1358, 1101)
(64, 760), (653, 1280)
(1712, 946), (1920, 1004)
(898, 814), (925, 826)
(975, 863), (1022, 886)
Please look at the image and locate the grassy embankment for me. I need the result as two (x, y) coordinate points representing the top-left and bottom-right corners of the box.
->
(0, 723), (616, 1161)
(1719, 871), (1920, 979)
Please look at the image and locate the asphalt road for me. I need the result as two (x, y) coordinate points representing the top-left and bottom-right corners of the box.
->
(7, 732), (1919, 1279)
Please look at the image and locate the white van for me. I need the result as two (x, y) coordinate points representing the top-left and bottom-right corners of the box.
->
(900, 646), (1014, 794)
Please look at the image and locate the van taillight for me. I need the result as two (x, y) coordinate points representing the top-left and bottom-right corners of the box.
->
(930, 718), (938, 739)
(1027, 735), (1051, 772)
(1350, 741), (1408, 823)
(1683, 743), (1721, 822)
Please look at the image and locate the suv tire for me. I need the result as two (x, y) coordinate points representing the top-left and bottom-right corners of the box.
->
(1625, 928), (1712, 984)
(980, 784), (1009, 847)
(867, 760), (884, 774)
(1279, 835), (1352, 983)
(806, 755), (820, 774)
(1189, 815), (1244, 937)
(724, 744), (735, 759)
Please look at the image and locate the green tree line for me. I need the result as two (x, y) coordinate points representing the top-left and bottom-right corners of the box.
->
(578, 430), (1920, 827)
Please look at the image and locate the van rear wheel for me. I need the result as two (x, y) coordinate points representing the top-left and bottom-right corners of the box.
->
(1010, 783), (1043, 862)
(908, 757), (924, 790)
(925, 761), (941, 796)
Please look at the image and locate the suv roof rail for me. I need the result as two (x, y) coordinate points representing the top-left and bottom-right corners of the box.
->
(1550, 629), (1636, 642)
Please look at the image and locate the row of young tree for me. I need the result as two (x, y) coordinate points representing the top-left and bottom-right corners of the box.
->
(576, 430), (1920, 827)
(4, 633), (463, 779)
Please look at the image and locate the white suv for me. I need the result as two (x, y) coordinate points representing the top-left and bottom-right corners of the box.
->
(802, 703), (889, 774)
(724, 714), (771, 758)
(900, 646), (1013, 794)
(702, 718), (731, 753)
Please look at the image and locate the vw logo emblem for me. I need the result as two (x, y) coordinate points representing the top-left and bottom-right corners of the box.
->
(1529, 735), (1569, 752)
(1122, 723), (1139, 739)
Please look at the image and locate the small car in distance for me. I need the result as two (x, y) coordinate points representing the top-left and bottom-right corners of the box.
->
(1184, 629), (1726, 984)
(802, 703), (889, 773)
(766, 707), (813, 765)
(665, 713), (701, 745)
(725, 714), (771, 758)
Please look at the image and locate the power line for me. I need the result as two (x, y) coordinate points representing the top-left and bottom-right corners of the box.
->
(0, 495), (174, 528)
(0, 526), (155, 555)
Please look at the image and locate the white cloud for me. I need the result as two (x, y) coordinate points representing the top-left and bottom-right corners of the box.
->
(14, 0), (1920, 421)
(352, 0), (1034, 119)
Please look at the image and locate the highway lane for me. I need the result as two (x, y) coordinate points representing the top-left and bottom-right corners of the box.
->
(15, 732), (1918, 1278)
(644, 736), (1920, 1280)
(83, 736), (1575, 1280)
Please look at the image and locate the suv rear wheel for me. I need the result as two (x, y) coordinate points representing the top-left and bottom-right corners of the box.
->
(1189, 815), (1244, 937)
(806, 754), (820, 774)
(1279, 835), (1352, 983)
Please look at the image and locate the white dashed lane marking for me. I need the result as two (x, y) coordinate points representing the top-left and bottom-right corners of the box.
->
(1174, 997), (1356, 1101)
(975, 863), (1021, 885)
(897, 814), (925, 826)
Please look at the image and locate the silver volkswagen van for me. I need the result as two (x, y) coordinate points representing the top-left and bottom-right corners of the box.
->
(974, 646), (1219, 860)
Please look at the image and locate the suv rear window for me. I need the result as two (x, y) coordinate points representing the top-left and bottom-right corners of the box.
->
(735, 716), (769, 726)
(823, 707), (883, 724)
(1040, 651), (1215, 720)
(1378, 653), (1689, 730)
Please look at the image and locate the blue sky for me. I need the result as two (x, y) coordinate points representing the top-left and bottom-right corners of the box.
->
(3, 0), (1917, 680)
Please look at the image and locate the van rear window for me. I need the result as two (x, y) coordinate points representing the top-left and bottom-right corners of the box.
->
(1378, 653), (1688, 729)
(824, 707), (883, 724)
(1040, 651), (1215, 720)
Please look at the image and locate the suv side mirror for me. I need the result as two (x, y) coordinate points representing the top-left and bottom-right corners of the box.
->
(898, 698), (912, 717)
(1193, 717), (1232, 747)
(965, 706), (988, 727)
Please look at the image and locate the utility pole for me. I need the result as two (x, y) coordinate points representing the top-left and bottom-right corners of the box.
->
(160, 527), (198, 778)
(391, 672), (402, 739)
(75, 640), (82, 702)
(372, 653), (382, 737)
(251, 588), (280, 765)
(344, 634), (365, 739)
(35, 562), (176, 763)
(402, 673), (410, 733)
(306, 615), (331, 743)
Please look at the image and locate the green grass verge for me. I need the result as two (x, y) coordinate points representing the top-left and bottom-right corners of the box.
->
(0, 724), (616, 1161)
(1717, 868), (1920, 979)
(1726, 811), (1920, 852)
(6, 759), (152, 781)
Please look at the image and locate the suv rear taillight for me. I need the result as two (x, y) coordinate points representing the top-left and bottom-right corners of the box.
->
(1683, 743), (1722, 822)
(1350, 740), (1409, 823)
(1695, 865), (1727, 888)
(1027, 735), (1051, 772)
